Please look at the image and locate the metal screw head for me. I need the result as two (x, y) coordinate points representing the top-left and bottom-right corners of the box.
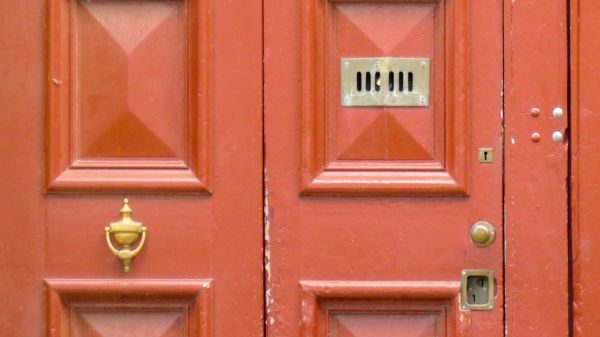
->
(552, 107), (564, 119)
(531, 132), (541, 143)
(552, 131), (564, 143)
(419, 96), (427, 103)
(420, 61), (427, 67)
(531, 107), (541, 117)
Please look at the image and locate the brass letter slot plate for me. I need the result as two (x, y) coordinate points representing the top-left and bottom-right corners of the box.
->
(341, 57), (430, 107)
(460, 269), (494, 311)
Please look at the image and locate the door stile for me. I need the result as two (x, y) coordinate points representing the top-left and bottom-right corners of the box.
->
(0, 1), (46, 335)
(503, 0), (570, 336)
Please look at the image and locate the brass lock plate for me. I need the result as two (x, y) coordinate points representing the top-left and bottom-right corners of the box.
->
(461, 270), (494, 311)
(341, 57), (431, 107)
(478, 148), (493, 163)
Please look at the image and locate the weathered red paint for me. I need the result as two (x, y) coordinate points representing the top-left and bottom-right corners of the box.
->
(504, 0), (569, 336)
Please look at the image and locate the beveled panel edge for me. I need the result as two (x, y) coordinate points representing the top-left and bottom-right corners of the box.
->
(301, 170), (467, 196)
(299, 280), (469, 337)
(45, 0), (214, 194)
(45, 279), (214, 337)
(299, 0), (470, 196)
(46, 168), (210, 194)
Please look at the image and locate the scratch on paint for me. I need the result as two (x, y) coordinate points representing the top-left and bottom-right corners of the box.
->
(264, 168), (274, 327)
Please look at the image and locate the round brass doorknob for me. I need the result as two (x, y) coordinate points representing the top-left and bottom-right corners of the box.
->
(470, 221), (496, 247)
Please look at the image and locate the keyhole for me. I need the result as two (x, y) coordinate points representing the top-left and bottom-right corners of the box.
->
(466, 276), (490, 305)
(479, 148), (493, 163)
(463, 272), (493, 310)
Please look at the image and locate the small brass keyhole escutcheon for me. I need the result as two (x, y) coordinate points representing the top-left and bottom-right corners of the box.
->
(470, 221), (496, 247)
(478, 148), (493, 163)
(105, 198), (147, 272)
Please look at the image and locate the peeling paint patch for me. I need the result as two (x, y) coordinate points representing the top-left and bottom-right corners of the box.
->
(263, 168), (274, 328)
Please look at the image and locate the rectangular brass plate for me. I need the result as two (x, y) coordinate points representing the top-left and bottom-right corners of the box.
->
(341, 57), (430, 107)
(460, 270), (494, 311)
(478, 148), (493, 163)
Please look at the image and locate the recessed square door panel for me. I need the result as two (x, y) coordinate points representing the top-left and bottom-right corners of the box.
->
(77, 0), (185, 160)
(300, 282), (468, 337)
(332, 314), (439, 337)
(301, 0), (468, 196)
(45, 279), (213, 337)
(334, 4), (437, 162)
(75, 311), (185, 337)
(46, 0), (212, 192)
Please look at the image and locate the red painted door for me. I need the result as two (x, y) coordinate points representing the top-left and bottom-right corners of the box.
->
(0, 0), (263, 336)
(0, 0), (576, 337)
(264, 1), (504, 337)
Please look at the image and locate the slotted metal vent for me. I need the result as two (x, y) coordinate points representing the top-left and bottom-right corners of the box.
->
(341, 58), (430, 107)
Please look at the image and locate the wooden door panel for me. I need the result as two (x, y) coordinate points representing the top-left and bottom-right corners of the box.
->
(265, 1), (503, 337)
(46, 279), (212, 337)
(46, 0), (212, 192)
(300, 0), (469, 196)
(300, 281), (467, 337)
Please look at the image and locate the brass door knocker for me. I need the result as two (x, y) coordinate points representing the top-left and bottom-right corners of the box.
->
(105, 198), (147, 272)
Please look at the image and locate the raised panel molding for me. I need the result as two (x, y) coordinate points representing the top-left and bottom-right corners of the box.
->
(300, 281), (469, 337)
(45, 279), (213, 337)
(46, 0), (213, 193)
(300, 0), (470, 196)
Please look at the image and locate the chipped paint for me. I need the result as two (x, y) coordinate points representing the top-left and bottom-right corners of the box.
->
(264, 168), (274, 328)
